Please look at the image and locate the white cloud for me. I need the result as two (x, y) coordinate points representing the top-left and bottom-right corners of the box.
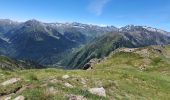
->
(88, 0), (111, 16)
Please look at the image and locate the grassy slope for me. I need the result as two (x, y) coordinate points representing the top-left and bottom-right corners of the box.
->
(65, 32), (130, 69)
(0, 55), (43, 70)
(65, 30), (170, 69)
(0, 45), (170, 100)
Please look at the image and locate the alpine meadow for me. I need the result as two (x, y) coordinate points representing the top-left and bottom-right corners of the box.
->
(0, 0), (170, 100)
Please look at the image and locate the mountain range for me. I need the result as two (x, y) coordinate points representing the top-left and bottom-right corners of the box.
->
(0, 19), (170, 69)
(0, 19), (170, 99)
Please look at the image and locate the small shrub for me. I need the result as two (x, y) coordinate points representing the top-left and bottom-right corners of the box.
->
(22, 88), (54, 100)
(28, 73), (38, 81)
(121, 73), (129, 79)
(151, 57), (162, 65)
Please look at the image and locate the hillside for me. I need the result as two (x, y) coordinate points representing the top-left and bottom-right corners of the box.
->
(0, 38), (8, 54)
(0, 19), (19, 34)
(0, 19), (116, 66)
(0, 19), (170, 68)
(66, 27), (170, 69)
(0, 55), (43, 70)
(0, 45), (170, 100)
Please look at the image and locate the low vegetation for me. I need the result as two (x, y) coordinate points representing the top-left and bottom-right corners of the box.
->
(0, 45), (170, 100)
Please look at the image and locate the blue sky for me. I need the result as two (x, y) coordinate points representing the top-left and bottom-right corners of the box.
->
(0, 0), (170, 31)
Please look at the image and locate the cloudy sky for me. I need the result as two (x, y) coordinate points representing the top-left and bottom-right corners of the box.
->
(0, 0), (170, 31)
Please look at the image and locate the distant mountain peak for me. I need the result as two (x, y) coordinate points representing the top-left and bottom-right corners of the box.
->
(142, 26), (169, 35)
(24, 19), (44, 26)
(0, 19), (11, 22)
(119, 25), (169, 34)
(0, 19), (19, 24)
(120, 25), (142, 30)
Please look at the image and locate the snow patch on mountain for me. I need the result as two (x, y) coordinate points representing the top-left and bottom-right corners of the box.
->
(0, 37), (11, 43)
(142, 26), (170, 36)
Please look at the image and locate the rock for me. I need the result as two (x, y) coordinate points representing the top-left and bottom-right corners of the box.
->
(47, 87), (57, 94)
(139, 65), (146, 71)
(88, 87), (106, 97)
(1, 78), (20, 86)
(83, 58), (101, 70)
(119, 48), (136, 52)
(69, 95), (87, 100)
(95, 81), (103, 87)
(81, 78), (86, 85)
(62, 75), (70, 79)
(83, 63), (91, 70)
(50, 79), (58, 83)
(13, 95), (25, 100)
(64, 83), (73, 88)
(4, 96), (11, 100)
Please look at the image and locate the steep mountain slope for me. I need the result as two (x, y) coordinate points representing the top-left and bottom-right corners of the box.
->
(0, 45), (170, 100)
(0, 19), (170, 68)
(4, 20), (78, 65)
(120, 25), (170, 37)
(63, 28), (88, 44)
(0, 55), (43, 70)
(0, 19), (116, 66)
(0, 38), (9, 54)
(50, 22), (117, 37)
(66, 26), (170, 69)
(0, 19), (19, 34)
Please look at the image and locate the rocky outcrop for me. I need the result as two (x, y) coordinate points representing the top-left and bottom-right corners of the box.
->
(68, 95), (87, 100)
(62, 75), (70, 79)
(64, 83), (73, 88)
(88, 87), (106, 97)
(1, 78), (20, 86)
(13, 95), (25, 100)
(83, 58), (102, 70)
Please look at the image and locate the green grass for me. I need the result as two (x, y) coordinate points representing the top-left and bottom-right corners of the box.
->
(0, 45), (170, 100)
(0, 66), (170, 100)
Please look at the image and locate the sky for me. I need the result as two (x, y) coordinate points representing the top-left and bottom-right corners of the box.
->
(0, 0), (170, 31)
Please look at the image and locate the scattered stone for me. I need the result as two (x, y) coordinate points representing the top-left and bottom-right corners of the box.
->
(4, 96), (11, 100)
(95, 81), (103, 87)
(69, 95), (87, 100)
(119, 48), (136, 52)
(16, 85), (32, 94)
(1, 78), (20, 86)
(50, 79), (58, 83)
(13, 95), (25, 100)
(47, 87), (57, 94)
(139, 65), (146, 71)
(88, 87), (106, 97)
(81, 78), (86, 85)
(49, 78), (63, 84)
(62, 75), (70, 79)
(64, 83), (73, 88)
